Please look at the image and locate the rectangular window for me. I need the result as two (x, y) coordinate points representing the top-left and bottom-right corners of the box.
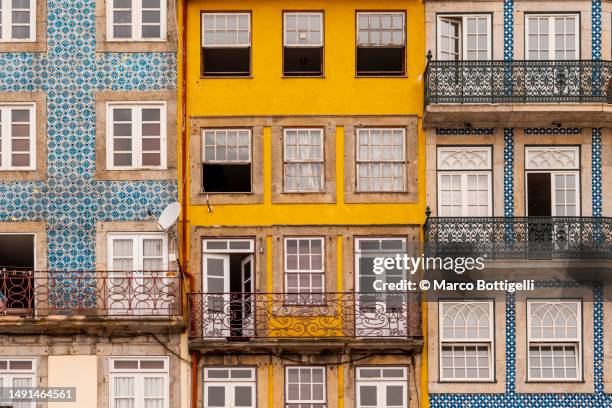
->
(284, 237), (324, 304)
(202, 128), (252, 193)
(203, 368), (256, 408)
(0, 358), (36, 408)
(527, 300), (581, 381)
(201, 12), (251, 76)
(109, 357), (169, 408)
(356, 12), (405, 76)
(355, 367), (408, 408)
(439, 301), (494, 381)
(283, 128), (324, 192)
(108, 233), (168, 271)
(0, 104), (35, 170)
(107, 103), (166, 170)
(526, 14), (578, 60)
(108, 0), (166, 41)
(356, 128), (405, 192)
(285, 366), (326, 408)
(283, 12), (323, 76)
(437, 15), (491, 60)
(0, 0), (35, 42)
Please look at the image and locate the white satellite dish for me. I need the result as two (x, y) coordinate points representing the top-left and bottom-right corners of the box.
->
(157, 202), (180, 231)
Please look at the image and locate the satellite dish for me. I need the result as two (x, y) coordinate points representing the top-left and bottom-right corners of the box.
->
(157, 202), (180, 231)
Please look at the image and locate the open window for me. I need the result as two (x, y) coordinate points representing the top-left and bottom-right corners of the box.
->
(283, 12), (323, 77)
(201, 12), (251, 77)
(0, 234), (35, 314)
(356, 12), (405, 76)
(202, 129), (252, 193)
(437, 15), (491, 60)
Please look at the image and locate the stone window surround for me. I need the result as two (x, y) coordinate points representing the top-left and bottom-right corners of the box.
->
(0, 92), (47, 182)
(0, 221), (47, 270)
(602, 284), (612, 393)
(95, 0), (178, 52)
(514, 287), (594, 393)
(94, 90), (177, 181)
(427, 295), (506, 393)
(0, 0), (46, 53)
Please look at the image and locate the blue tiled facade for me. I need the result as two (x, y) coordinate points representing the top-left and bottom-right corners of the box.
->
(0, 0), (177, 270)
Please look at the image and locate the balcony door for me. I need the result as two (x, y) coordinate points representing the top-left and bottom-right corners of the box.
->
(0, 234), (35, 315)
(202, 239), (254, 339)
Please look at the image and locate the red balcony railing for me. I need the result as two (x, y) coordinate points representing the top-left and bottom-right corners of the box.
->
(0, 270), (182, 317)
(188, 292), (421, 339)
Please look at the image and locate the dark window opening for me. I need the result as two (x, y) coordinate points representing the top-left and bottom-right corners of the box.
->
(203, 163), (252, 193)
(202, 48), (251, 77)
(356, 47), (405, 76)
(283, 47), (323, 76)
(0, 234), (34, 313)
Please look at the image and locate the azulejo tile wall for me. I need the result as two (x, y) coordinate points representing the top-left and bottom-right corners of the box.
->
(0, 0), (177, 270)
(430, 0), (606, 406)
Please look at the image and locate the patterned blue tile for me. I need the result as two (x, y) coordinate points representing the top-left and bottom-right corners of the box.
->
(503, 129), (514, 217)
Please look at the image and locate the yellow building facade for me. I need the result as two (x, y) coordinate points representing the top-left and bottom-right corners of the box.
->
(179, 1), (427, 406)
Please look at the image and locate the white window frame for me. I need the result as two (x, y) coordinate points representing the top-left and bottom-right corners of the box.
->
(283, 12), (323, 47)
(354, 237), (408, 293)
(355, 366), (408, 408)
(285, 366), (326, 407)
(283, 128), (324, 192)
(356, 12), (405, 47)
(436, 14), (492, 60)
(438, 301), (494, 382)
(202, 128), (252, 164)
(107, 0), (167, 42)
(0, 357), (36, 408)
(526, 300), (582, 381)
(437, 172), (492, 216)
(203, 367), (256, 408)
(284, 237), (325, 298)
(525, 14), (579, 60)
(201, 12), (251, 48)
(106, 102), (167, 170)
(109, 356), (169, 408)
(356, 127), (406, 192)
(107, 233), (168, 271)
(0, 103), (36, 171)
(0, 0), (36, 42)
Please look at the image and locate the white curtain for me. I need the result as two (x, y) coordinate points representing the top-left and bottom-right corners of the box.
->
(113, 239), (134, 270)
(114, 377), (135, 408)
(144, 377), (164, 408)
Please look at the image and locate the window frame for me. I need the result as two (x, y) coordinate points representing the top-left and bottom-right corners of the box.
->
(283, 237), (325, 301)
(107, 232), (168, 271)
(0, 103), (36, 171)
(524, 13), (580, 60)
(0, 0), (36, 43)
(202, 367), (257, 408)
(105, 102), (167, 171)
(355, 127), (406, 193)
(526, 299), (582, 382)
(106, 0), (167, 42)
(282, 127), (325, 192)
(355, 366), (409, 408)
(436, 13), (492, 60)
(201, 127), (253, 193)
(438, 300), (495, 382)
(200, 11), (252, 77)
(108, 356), (170, 408)
(284, 365), (327, 408)
(282, 11), (324, 77)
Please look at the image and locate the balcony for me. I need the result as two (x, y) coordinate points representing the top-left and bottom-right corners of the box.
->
(424, 217), (612, 272)
(424, 59), (612, 127)
(0, 270), (183, 335)
(188, 292), (422, 353)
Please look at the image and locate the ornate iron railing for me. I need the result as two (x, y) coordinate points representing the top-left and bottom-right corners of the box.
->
(424, 217), (612, 260)
(0, 270), (181, 317)
(188, 292), (421, 339)
(425, 60), (612, 105)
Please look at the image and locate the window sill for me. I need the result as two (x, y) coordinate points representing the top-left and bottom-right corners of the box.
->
(96, 40), (177, 53)
(281, 75), (326, 79)
(192, 192), (264, 206)
(344, 191), (418, 204)
(355, 74), (408, 78)
(200, 75), (253, 79)
(95, 169), (177, 181)
(0, 41), (46, 53)
(272, 190), (336, 204)
(0, 170), (45, 181)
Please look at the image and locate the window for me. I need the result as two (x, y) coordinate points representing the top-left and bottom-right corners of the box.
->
(283, 12), (323, 76)
(106, 103), (166, 170)
(0, 0), (35, 42)
(437, 147), (492, 216)
(285, 366), (326, 408)
(526, 14), (578, 60)
(356, 128), (405, 192)
(107, 0), (166, 41)
(202, 128), (251, 193)
(0, 358), (35, 408)
(203, 368), (256, 408)
(108, 233), (167, 271)
(109, 357), (169, 408)
(356, 12), (405, 76)
(283, 128), (324, 192)
(201, 12), (251, 76)
(284, 237), (324, 304)
(439, 301), (494, 381)
(0, 104), (35, 170)
(527, 300), (581, 381)
(355, 367), (408, 408)
(437, 15), (491, 60)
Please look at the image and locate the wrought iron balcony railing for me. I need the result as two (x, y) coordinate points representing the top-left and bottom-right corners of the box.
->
(425, 60), (612, 105)
(424, 216), (612, 260)
(0, 270), (181, 317)
(188, 292), (421, 340)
